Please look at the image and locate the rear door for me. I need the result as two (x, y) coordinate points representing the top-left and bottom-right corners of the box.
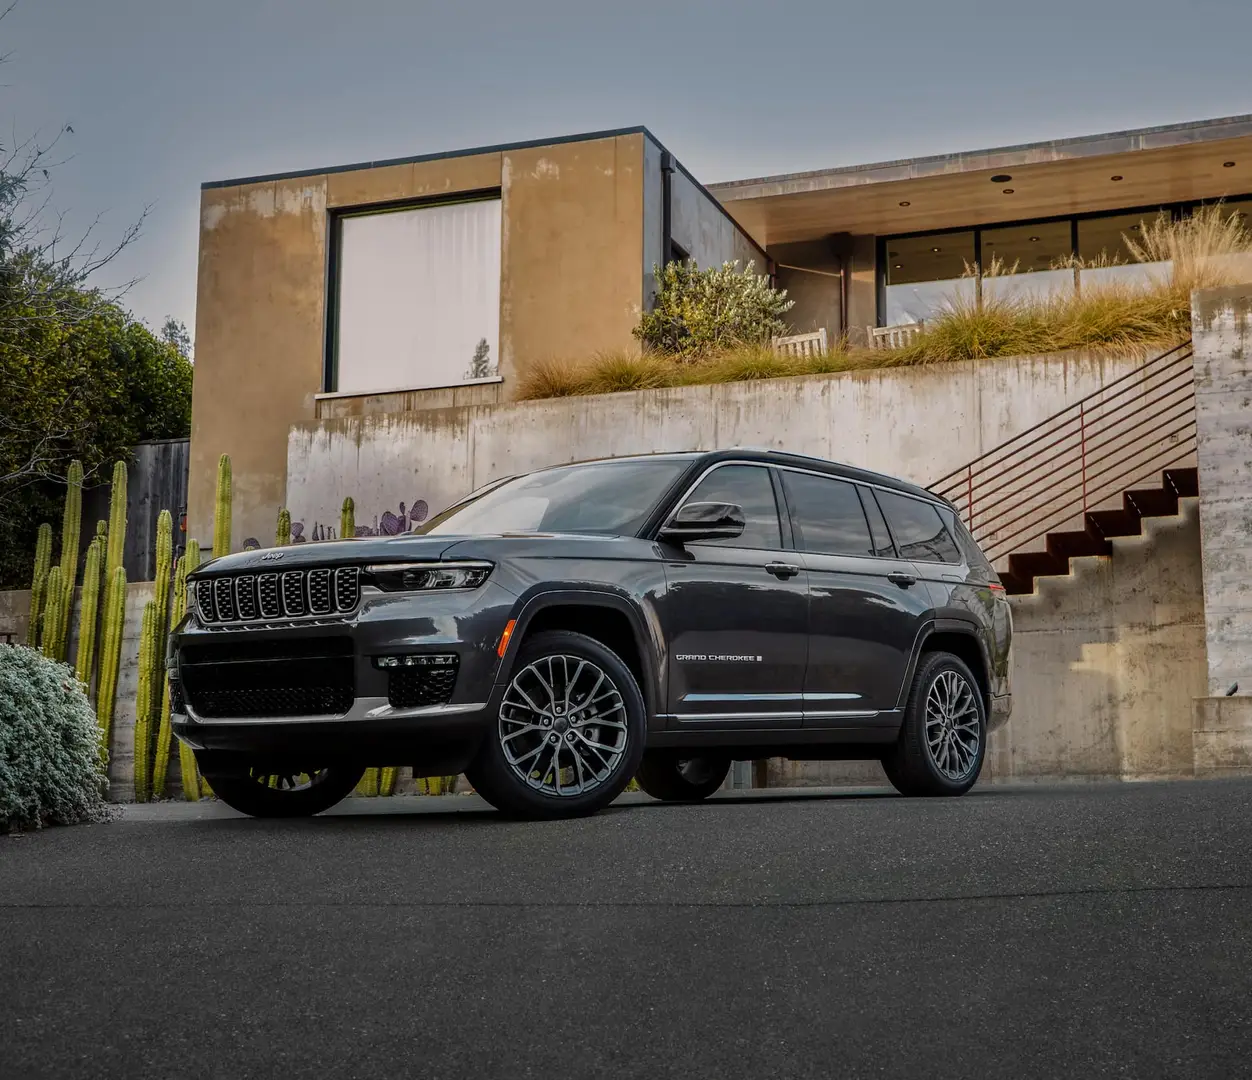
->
(655, 463), (808, 727)
(777, 469), (932, 724)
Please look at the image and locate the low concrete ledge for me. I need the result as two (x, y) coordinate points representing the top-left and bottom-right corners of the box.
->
(1194, 696), (1252, 775)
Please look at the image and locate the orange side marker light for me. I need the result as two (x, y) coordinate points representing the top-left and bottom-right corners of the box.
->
(497, 619), (517, 658)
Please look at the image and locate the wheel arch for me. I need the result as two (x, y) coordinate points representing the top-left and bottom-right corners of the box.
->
(914, 620), (993, 715)
(499, 589), (663, 724)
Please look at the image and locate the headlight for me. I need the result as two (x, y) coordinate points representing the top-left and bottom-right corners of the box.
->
(365, 561), (492, 592)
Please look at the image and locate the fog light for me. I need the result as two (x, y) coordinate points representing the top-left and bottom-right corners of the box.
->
(373, 653), (457, 669)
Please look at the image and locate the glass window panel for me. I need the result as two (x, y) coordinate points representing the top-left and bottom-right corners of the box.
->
(980, 220), (1072, 275)
(685, 465), (782, 550)
(885, 232), (975, 286)
(782, 472), (874, 557)
(1077, 210), (1171, 264)
(885, 278), (976, 327)
(858, 486), (895, 558)
(875, 490), (962, 565)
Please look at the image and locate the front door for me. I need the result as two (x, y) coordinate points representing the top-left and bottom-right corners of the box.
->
(777, 469), (932, 725)
(655, 463), (808, 727)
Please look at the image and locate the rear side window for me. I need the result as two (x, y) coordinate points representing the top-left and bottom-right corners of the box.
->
(857, 486), (896, 558)
(782, 471), (874, 557)
(684, 464), (782, 549)
(874, 490), (963, 564)
(942, 507), (992, 569)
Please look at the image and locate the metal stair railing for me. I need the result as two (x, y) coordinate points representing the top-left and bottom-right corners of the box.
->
(930, 341), (1196, 563)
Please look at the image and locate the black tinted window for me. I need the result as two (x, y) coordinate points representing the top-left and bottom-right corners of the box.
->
(857, 486), (895, 558)
(782, 472), (874, 557)
(685, 465), (782, 549)
(875, 490), (963, 564)
(942, 507), (992, 569)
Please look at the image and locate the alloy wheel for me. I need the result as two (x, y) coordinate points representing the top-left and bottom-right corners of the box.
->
(923, 670), (981, 781)
(498, 654), (629, 798)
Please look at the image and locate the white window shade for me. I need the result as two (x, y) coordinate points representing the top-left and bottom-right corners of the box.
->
(334, 197), (502, 395)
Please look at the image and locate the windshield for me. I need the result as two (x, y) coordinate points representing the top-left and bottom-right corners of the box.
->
(420, 459), (691, 537)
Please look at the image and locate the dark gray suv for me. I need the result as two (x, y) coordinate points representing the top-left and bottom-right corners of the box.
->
(170, 449), (1013, 819)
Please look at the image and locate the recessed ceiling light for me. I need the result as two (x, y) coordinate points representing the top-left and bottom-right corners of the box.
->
(1029, 236), (1040, 242)
(1223, 161), (1236, 168)
(931, 247), (941, 252)
(1002, 188), (1014, 194)
(899, 200), (911, 207)
(990, 174), (1012, 183)
(894, 263), (903, 268)
(1130, 224), (1141, 231)
(1111, 175), (1123, 181)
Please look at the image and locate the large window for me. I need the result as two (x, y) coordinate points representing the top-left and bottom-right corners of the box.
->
(782, 472), (875, 558)
(331, 196), (502, 395)
(878, 195), (1252, 327)
(874, 491), (962, 565)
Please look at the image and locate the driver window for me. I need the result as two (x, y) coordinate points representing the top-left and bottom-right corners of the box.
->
(682, 465), (782, 549)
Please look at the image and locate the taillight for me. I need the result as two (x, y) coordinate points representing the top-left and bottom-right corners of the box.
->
(988, 582), (1006, 593)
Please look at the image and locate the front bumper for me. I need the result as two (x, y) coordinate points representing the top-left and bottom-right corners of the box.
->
(169, 581), (517, 769)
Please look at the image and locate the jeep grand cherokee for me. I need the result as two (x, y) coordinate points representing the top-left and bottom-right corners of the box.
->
(170, 449), (1012, 819)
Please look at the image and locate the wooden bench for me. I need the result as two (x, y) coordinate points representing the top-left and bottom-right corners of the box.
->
(866, 321), (924, 350)
(772, 329), (828, 358)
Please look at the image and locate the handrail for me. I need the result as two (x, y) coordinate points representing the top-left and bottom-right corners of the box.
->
(929, 340), (1197, 563)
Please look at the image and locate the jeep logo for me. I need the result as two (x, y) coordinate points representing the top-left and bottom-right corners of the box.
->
(259, 551), (284, 562)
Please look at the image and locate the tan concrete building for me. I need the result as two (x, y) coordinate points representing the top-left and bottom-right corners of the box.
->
(191, 114), (1252, 546)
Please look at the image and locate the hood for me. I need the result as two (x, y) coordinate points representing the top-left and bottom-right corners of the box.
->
(189, 535), (464, 577)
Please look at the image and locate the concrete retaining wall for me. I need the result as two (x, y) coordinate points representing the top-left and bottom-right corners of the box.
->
(287, 349), (1154, 541)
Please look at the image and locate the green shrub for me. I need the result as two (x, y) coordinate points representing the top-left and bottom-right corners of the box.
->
(635, 260), (794, 357)
(0, 645), (112, 832)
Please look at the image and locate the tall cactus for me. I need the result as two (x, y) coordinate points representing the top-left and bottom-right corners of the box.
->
(54, 460), (84, 661)
(357, 767), (380, 797)
(340, 497), (355, 541)
(175, 540), (204, 800)
(40, 566), (64, 660)
(380, 766), (399, 796)
(102, 461), (127, 621)
(74, 537), (103, 687)
(275, 508), (291, 548)
(133, 601), (158, 802)
(152, 528), (184, 800)
(96, 565), (127, 758)
(26, 522), (53, 646)
(213, 454), (232, 559)
(151, 511), (173, 718)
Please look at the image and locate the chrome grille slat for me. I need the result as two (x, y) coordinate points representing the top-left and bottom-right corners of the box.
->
(257, 573), (281, 619)
(281, 571), (306, 617)
(234, 575), (258, 621)
(194, 565), (362, 625)
(308, 568), (332, 615)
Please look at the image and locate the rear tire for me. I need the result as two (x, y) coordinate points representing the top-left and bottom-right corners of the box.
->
(467, 630), (646, 819)
(635, 753), (730, 802)
(196, 753), (364, 818)
(882, 651), (986, 797)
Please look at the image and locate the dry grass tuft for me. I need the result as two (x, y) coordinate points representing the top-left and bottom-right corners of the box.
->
(515, 356), (591, 399)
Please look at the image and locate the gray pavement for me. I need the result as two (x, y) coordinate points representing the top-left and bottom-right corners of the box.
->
(3, 779), (1251, 1079)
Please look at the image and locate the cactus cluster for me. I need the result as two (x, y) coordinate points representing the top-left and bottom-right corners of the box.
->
(132, 601), (158, 802)
(40, 566), (64, 660)
(132, 511), (177, 802)
(213, 455), (232, 559)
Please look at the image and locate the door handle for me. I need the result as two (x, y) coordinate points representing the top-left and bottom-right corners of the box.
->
(765, 561), (801, 580)
(888, 571), (917, 588)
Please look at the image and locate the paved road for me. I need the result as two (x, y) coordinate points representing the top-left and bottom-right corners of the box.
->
(3, 779), (1251, 1080)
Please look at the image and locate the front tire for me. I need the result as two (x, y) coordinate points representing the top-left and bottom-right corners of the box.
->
(882, 651), (986, 797)
(466, 630), (646, 819)
(636, 753), (730, 802)
(196, 754), (365, 818)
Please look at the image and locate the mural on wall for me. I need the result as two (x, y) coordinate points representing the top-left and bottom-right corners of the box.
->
(279, 499), (432, 544)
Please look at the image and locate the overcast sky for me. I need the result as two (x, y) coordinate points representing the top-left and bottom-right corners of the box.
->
(6, 0), (1251, 338)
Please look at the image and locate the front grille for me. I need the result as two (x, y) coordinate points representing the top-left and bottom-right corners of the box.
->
(180, 650), (355, 719)
(185, 685), (354, 719)
(193, 565), (360, 625)
(170, 680), (186, 714)
(388, 660), (459, 709)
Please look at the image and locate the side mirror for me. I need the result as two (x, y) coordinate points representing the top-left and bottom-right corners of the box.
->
(658, 501), (746, 544)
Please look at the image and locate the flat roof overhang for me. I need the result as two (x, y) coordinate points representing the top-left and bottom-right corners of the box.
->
(709, 114), (1252, 246)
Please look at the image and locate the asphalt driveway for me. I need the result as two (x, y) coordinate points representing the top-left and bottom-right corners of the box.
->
(3, 779), (1251, 1079)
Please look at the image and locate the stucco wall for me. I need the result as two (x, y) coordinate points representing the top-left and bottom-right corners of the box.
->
(286, 349), (1153, 541)
(670, 166), (765, 272)
(191, 133), (649, 553)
